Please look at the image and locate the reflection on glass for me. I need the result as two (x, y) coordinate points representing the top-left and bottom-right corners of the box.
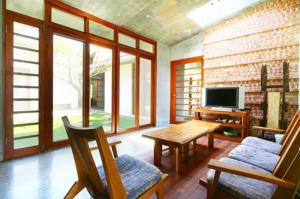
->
(119, 52), (136, 129)
(139, 58), (151, 125)
(89, 44), (112, 132)
(53, 35), (83, 141)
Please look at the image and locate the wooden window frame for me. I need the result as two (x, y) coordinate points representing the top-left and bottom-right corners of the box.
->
(3, 0), (157, 159)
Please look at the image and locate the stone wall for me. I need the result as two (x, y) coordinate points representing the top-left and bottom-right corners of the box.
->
(203, 0), (300, 130)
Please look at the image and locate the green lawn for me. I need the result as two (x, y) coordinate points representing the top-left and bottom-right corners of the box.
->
(14, 113), (135, 149)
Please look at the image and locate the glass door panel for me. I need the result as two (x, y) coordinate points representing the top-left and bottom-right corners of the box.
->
(89, 44), (113, 132)
(119, 52), (136, 129)
(52, 35), (84, 141)
(12, 22), (40, 149)
(171, 60), (203, 123)
(139, 58), (152, 125)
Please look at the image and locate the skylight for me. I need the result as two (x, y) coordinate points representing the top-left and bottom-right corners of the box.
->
(187, 0), (262, 28)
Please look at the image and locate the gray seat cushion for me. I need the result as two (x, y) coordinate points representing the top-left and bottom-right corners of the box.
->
(241, 136), (281, 154)
(228, 145), (280, 172)
(97, 154), (162, 199)
(207, 157), (277, 199)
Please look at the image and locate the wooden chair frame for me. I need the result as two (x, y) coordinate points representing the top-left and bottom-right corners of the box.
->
(252, 111), (300, 156)
(200, 111), (300, 199)
(62, 116), (168, 199)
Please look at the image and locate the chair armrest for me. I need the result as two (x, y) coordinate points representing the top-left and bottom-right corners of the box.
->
(252, 126), (285, 133)
(90, 140), (122, 151)
(208, 159), (295, 189)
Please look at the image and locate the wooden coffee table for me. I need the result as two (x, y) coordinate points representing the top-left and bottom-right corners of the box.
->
(142, 120), (221, 173)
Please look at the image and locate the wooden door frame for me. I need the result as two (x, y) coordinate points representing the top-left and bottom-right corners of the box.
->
(45, 28), (88, 148)
(170, 56), (204, 124)
(4, 12), (46, 159)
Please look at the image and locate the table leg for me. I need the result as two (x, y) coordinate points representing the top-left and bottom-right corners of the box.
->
(207, 133), (214, 149)
(154, 141), (162, 166)
(193, 139), (197, 152)
(183, 144), (189, 159)
(176, 146), (183, 174)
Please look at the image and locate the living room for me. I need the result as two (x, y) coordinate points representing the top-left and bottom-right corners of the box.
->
(0, 0), (300, 198)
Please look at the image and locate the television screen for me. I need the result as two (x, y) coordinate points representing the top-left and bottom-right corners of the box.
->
(205, 88), (239, 108)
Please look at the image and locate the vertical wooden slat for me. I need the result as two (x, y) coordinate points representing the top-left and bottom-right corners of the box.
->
(83, 41), (89, 127)
(135, 56), (140, 128)
(4, 13), (14, 159)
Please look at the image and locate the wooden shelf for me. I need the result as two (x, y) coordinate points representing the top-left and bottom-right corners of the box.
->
(194, 109), (250, 142)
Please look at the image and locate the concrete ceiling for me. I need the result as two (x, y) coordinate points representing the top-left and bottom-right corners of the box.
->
(61, 0), (210, 46)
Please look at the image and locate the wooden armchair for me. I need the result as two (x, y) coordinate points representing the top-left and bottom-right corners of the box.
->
(200, 113), (300, 199)
(242, 111), (300, 155)
(62, 116), (168, 199)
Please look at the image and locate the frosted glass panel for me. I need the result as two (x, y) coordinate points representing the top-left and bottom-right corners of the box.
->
(7, 0), (44, 20)
(13, 61), (39, 75)
(52, 8), (84, 32)
(89, 21), (114, 40)
(13, 113), (39, 125)
(14, 88), (39, 99)
(118, 33), (136, 48)
(140, 40), (153, 53)
(14, 22), (39, 38)
(14, 48), (39, 62)
(14, 35), (39, 50)
(14, 101), (39, 112)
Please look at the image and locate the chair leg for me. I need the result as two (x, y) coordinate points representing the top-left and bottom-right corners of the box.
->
(64, 181), (84, 199)
(156, 188), (164, 199)
(207, 170), (220, 199)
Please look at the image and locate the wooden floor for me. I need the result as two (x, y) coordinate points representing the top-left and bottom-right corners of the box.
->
(0, 126), (238, 199)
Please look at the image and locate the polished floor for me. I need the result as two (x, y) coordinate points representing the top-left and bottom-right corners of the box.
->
(0, 127), (238, 199)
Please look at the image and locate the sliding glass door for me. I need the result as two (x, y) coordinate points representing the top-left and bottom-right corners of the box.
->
(118, 52), (137, 130)
(139, 58), (152, 126)
(89, 44), (114, 132)
(52, 34), (84, 142)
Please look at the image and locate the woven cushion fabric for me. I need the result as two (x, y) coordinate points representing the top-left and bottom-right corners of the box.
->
(207, 157), (277, 199)
(228, 145), (280, 172)
(241, 136), (281, 154)
(97, 154), (162, 199)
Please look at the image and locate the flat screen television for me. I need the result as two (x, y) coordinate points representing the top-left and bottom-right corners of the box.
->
(202, 87), (244, 109)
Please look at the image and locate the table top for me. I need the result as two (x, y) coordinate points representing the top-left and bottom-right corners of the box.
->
(142, 120), (221, 145)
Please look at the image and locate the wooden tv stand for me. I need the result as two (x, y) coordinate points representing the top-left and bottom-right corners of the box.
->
(194, 109), (249, 142)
